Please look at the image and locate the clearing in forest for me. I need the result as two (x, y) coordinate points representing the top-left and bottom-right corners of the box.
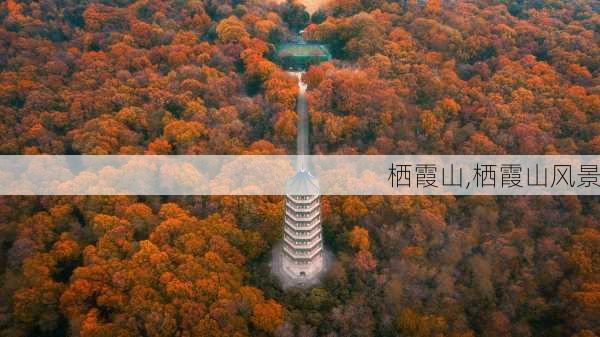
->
(272, 0), (328, 13)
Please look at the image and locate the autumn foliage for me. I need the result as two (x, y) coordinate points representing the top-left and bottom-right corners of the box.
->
(0, 0), (599, 336)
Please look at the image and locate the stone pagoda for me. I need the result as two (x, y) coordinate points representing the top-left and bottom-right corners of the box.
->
(279, 168), (324, 284)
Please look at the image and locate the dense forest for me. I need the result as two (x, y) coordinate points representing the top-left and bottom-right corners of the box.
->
(0, 0), (599, 336)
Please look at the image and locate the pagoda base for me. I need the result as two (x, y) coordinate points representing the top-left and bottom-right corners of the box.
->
(270, 242), (332, 290)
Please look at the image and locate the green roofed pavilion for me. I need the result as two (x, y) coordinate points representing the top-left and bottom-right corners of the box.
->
(276, 42), (332, 70)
